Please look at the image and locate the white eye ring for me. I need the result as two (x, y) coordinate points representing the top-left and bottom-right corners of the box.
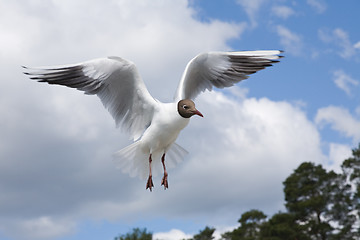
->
(183, 105), (189, 110)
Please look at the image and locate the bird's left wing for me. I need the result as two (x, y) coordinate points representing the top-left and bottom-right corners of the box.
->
(23, 56), (157, 140)
(174, 50), (283, 101)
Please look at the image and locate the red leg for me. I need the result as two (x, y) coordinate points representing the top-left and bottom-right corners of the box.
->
(161, 153), (169, 189)
(146, 154), (154, 191)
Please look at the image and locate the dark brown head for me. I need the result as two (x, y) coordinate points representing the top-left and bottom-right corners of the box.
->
(177, 99), (203, 118)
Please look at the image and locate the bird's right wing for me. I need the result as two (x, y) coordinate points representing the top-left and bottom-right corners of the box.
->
(23, 56), (158, 140)
(174, 50), (283, 101)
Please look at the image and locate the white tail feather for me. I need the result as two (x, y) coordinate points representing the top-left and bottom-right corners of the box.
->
(113, 142), (188, 180)
(166, 143), (188, 168)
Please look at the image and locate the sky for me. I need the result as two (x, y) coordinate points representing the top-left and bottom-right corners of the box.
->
(1, 0), (360, 239)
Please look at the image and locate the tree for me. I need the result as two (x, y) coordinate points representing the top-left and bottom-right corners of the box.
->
(283, 161), (355, 240)
(260, 212), (310, 240)
(114, 228), (152, 240)
(340, 143), (360, 239)
(222, 209), (267, 240)
(189, 226), (216, 240)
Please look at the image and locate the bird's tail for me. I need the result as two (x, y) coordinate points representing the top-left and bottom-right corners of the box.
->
(113, 141), (148, 179)
(113, 141), (188, 179)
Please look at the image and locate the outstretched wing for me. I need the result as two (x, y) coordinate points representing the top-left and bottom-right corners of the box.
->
(174, 50), (283, 101)
(23, 56), (157, 140)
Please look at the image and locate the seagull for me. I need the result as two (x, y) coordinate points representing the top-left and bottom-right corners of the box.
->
(23, 50), (282, 191)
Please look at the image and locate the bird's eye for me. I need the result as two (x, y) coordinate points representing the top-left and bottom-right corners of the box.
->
(183, 105), (189, 110)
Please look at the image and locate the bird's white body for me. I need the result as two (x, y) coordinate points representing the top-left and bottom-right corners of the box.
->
(140, 102), (190, 154)
(24, 50), (282, 189)
(117, 102), (191, 179)
(111, 101), (191, 179)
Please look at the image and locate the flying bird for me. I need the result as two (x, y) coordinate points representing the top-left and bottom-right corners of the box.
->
(23, 50), (282, 191)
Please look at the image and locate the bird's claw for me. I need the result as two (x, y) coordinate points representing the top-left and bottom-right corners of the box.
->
(146, 176), (154, 192)
(161, 174), (168, 190)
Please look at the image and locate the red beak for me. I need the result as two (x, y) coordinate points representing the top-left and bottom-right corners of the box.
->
(193, 109), (203, 117)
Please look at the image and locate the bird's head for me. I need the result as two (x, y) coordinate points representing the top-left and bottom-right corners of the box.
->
(177, 99), (203, 118)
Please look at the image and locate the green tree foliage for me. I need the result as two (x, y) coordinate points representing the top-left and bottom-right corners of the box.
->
(260, 212), (310, 240)
(189, 226), (216, 240)
(340, 143), (360, 239)
(222, 209), (266, 240)
(114, 228), (152, 240)
(283, 162), (338, 240)
(222, 144), (360, 240)
(282, 144), (360, 240)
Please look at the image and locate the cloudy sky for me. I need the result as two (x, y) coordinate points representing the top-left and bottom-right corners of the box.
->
(1, 0), (360, 239)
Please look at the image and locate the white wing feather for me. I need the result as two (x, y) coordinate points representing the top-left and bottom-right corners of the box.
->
(174, 50), (283, 101)
(23, 56), (157, 140)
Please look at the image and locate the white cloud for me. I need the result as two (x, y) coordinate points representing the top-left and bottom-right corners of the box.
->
(327, 143), (352, 173)
(0, 1), (247, 239)
(153, 225), (238, 240)
(315, 106), (360, 143)
(2, 0), (245, 101)
(59, 90), (325, 217)
(0, 217), (76, 240)
(272, 5), (295, 19)
(213, 225), (239, 240)
(236, 0), (266, 28)
(307, 0), (327, 13)
(0, 85), (327, 240)
(154, 229), (192, 240)
(333, 69), (359, 96)
(333, 28), (357, 59)
(0, 1), (345, 240)
(318, 28), (358, 59)
(276, 25), (303, 55)
(77, 90), (325, 235)
(139, 91), (325, 221)
(354, 41), (360, 50)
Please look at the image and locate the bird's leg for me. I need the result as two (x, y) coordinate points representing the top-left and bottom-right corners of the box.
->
(161, 153), (169, 190)
(146, 154), (154, 191)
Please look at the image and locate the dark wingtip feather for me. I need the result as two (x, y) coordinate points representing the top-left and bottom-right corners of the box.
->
(278, 50), (285, 58)
(29, 76), (42, 80)
(22, 66), (30, 75)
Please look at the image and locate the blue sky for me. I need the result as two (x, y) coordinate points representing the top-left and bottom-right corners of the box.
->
(0, 0), (360, 240)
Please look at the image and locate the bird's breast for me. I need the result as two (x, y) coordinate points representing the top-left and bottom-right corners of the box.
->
(140, 103), (190, 153)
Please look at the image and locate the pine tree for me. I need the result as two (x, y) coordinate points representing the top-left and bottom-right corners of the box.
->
(340, 143), (360, 239)
(260, 212), (310, 240)
(221, 209), (266, 240)
(114, 228), (152, 240)
(191, 226), (216, 240)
